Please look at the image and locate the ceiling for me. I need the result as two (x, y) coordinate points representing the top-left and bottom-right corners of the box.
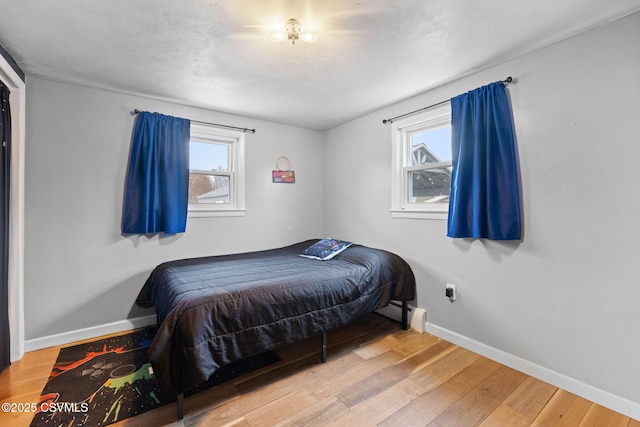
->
(1, 0), (640, 130)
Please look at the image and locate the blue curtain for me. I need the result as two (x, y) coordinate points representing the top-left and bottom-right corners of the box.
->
(447, 81), (521, 240)
(122, 112), (190, 234)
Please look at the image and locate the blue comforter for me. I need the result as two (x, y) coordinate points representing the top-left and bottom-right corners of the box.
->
(135, 239), (416, 396)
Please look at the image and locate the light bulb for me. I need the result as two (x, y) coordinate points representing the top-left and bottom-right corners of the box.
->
(299, 32), (318, 43)
(270, 31), (288, 42)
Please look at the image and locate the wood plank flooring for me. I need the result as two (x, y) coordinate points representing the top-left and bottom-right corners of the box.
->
(1, 314), (637, 426)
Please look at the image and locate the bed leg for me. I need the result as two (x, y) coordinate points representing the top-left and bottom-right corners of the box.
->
(177, 393), (184, 420)
(402, 300), (409, 330)
(321, 332), (327, 363)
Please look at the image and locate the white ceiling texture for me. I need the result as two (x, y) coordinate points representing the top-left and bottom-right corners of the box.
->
(1, 0), (640, 130)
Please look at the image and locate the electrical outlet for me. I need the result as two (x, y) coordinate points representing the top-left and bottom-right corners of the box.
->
(445, 283), (456, 301)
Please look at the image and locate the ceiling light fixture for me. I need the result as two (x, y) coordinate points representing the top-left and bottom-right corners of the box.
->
(271, 19), (317, 45)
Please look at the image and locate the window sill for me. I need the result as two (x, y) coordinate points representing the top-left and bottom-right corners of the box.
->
(390, 208), (447, 220)
(188, 208), (246, 218)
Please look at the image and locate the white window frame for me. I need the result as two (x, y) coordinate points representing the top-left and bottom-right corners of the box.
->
(390, 102), (451, 220)
(188, 123), (245, 217)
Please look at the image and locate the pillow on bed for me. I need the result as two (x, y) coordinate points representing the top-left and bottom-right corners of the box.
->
(299, 238), (353, 261)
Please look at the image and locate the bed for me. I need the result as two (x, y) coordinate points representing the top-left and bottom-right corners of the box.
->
(135, 239), (416, 413)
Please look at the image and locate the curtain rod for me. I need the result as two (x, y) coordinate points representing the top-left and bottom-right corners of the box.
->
(382, 76), (514, 125)
(132, 109), (256, 134)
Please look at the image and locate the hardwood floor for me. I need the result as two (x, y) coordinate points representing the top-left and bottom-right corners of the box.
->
(1, 314), (638, 426)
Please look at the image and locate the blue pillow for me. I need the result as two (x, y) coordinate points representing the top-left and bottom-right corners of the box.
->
(300, 238), (353, 261)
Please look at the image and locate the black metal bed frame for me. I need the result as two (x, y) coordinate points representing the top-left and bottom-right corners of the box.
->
(175, 300), (410, 420)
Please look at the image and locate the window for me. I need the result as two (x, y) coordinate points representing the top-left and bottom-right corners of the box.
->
(390, 102), (452, 219)
(188, 123), (245, 217)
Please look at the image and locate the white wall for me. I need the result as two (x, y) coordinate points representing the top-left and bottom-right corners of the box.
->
(24, 78), (323, 341)
(323, 12), (640, 418)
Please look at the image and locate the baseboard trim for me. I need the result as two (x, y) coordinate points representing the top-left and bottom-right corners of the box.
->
(376, 304), (426, 333)
(24, 306), (420, 354)
(24, 315), (157, 352)
(24, 313), (638, 420)
(426, 322), (640, 421)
